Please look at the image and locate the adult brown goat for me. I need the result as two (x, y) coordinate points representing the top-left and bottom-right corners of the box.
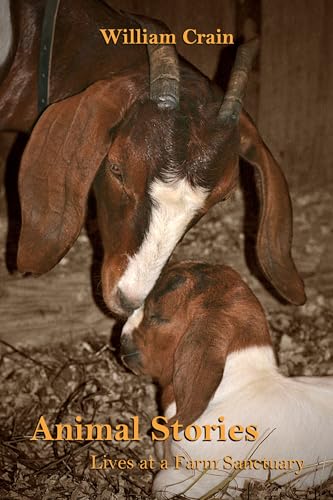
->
(0, 0), (306, 316)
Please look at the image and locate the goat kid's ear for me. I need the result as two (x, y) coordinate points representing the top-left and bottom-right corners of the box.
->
(239, 111), (306, 306)
(170, 318), (225, 428)
(17, 78), (138, 274)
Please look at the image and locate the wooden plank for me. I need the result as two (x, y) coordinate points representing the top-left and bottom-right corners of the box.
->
(258, 0), (333, 188)
(0, 225), (114, 346)
(0, 268), (114, 345)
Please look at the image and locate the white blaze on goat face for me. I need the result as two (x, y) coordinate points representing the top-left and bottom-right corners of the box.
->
(0, 1), (12, 67)
(117, 179), (207, 307)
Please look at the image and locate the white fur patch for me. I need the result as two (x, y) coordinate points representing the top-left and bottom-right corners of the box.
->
(154, 345), (333, 497)
(122, 306), (144, 337)
(0, 1), (12, 67)
(212, 345), (278, 400)
(164, 402), (177, 420)
(117, 179), (207, 307)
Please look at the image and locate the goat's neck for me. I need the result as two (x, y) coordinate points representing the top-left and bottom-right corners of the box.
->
(211, 345), (279, 402)
(163, 345), (279, 420)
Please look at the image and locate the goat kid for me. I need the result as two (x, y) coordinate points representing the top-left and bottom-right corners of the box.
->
(1, 1), (305, 317)
(121, 262), (333, 498)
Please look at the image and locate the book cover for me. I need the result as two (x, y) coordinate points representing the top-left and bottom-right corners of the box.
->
(0, 1), (332, 499)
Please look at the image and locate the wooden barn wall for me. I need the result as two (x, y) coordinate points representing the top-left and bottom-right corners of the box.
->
(258, 0), (333, 188)
(109, 0), (333, 190)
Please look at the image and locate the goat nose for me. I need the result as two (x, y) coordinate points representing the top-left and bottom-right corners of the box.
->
(116, 288), (141, 316)
(120, 334), (142, 374)
(120, 334), (137, 356)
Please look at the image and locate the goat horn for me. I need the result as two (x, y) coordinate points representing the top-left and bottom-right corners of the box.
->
(219, 37), (259, 123)
(130, 15), (180, 109)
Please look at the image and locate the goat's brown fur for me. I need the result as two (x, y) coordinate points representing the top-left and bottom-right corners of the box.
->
(123, 261), (272, 427)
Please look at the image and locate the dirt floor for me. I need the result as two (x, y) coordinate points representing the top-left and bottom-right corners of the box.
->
(0, 160), (332, 498)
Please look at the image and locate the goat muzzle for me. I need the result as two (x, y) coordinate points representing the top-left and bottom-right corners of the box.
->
(116, 288), (141, 316)
(120, 334), (142, 375)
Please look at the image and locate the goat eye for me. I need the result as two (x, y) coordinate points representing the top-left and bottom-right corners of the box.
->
(109, 163), (123, 179)
(147, 313), (168, 325)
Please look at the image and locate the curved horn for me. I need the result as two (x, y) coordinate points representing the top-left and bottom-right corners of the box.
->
(130, 15), (180, 109)
(219, 37), (259, 122)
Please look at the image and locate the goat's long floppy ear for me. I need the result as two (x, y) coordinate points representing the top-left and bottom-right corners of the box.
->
(17, 79), (137, 274)
(239, 111), (306, 305)
(170, 318), (226, 428)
